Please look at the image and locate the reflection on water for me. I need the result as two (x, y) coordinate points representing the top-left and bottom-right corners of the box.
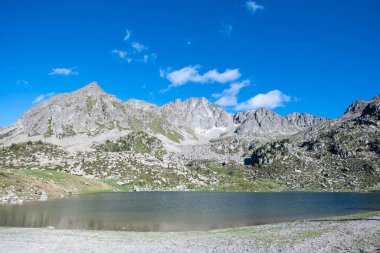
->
(0, 192), (379, 232)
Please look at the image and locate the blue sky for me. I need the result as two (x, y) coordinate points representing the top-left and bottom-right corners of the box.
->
(0, 0), (379, 127)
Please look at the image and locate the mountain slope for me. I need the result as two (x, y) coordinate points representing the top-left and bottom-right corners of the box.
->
(249, 96), (380, 191)
(18, 82), (137, 137)
(0, 81), (379, 193)
(0, 82), (187, 149)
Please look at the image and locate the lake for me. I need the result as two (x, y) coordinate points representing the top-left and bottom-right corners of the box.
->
(0, 192), (379, 232)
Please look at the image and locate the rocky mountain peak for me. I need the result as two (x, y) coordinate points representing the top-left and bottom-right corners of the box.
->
(125, 99), (158, 111)
(255, 107), (276, 116)
(233, 108), (273, 124)
(74, 81), (105, 96)
(285, 112), (329, 130)
(186, 97), (209, 105)
(15, 82), (136, 139)
(233, 108), (297, 134)
(343, 99), (368, 117)
(161, 97), (232, 131)
(372, 95), (380, 101)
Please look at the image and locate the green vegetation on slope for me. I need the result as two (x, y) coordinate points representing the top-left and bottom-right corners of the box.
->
(0, 167), (118, 200)
(43, 117), (54, 138)
(94, 131), (167, 158)
(186, 160), (284, 192)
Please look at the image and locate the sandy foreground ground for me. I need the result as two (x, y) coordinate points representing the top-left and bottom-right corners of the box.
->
(0, 214), (379, 253)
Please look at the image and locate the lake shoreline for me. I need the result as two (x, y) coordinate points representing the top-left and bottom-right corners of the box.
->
(2, 167), (379, 205)
(1, 211), (379, 253)
(2, 187), (378, 206)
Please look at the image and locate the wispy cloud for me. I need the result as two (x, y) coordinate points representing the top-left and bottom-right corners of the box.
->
(141, 54), (149, 63)
(49, 68), (78, 76)
(123, 29), (132, 41)
(246, 1), (264, 14)
(112, 49), (128, 59)
(32, 92), (55, 104)
(235, 90), (290, 111)
(16, 79), (30, 88)
(112, 29), (154, 64)
(131, 42), (146, 53)
(213, 80), (250, 107)
(111, 49), (132, 63)
(220, 24), (233, 37)
(160, 65), (241, 91)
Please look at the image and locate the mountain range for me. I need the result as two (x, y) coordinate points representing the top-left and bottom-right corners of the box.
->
(0, 82), (328, 148)
(0, 81), (379, 192)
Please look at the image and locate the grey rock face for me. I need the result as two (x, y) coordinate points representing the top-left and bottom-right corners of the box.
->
(160, 97), (233, 130)
(233, 108), (298, 134)
(361, 100), (380, 119)
(343, 99), (368, 118)
(18, 82), (136, 137)
(284, 112), (329, 130)
(125, 99), (158, 111)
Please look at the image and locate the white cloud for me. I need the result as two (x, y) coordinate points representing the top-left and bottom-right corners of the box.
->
(123, 29), (132, 41)
(131, 42), (146, 52)
(112, 29), (156, 64)
(161, 65), (241, 91)
(134, 53), (157, 64)
(246, 1), (264, 14)
(32, 92), (55, 104)
(200, 68), (241, 83)
(220, 24), (233, 37)
(112, 49), (134, 63)
(213, 80), (250, 107)
(112, 49), (128, 59)
(164, 65), (199, 87)
(235, 90), (290, 111)
(49, 68), (78, 76)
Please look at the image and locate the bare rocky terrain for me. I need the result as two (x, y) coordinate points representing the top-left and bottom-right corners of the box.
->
(0, 212), (379, 253)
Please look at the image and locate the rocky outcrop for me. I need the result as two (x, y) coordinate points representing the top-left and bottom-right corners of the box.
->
(125, 99), (158, 111)
(160, 97), (233, 131)
(343, 99), (368, 118)
(233, 108), (298, 135)
(361, 100), (380, 119)
(285, 112), (329, 130)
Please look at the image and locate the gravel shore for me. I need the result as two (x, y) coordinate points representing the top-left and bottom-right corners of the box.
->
(1, 213), (379, 253)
